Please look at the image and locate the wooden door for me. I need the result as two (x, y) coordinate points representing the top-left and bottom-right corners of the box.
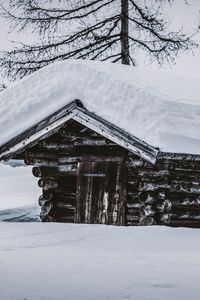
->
(75, 161), (127, 225)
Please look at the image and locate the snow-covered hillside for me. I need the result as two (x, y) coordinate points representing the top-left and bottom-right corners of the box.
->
(0, 59), (200, 154)
(0, 163), (40, 210)
(0, 223), (200, 300)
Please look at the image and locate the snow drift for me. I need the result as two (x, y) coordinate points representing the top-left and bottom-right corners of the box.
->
(0, 59), (200, 153)
(0, 223), (200, 300)
(0, 163), (40, 210)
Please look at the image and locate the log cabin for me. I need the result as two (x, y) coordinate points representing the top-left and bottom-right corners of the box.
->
(0, 60), (200, 227)
(0, 98), (200, 227)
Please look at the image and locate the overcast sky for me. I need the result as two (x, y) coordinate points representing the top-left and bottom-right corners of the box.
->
(0, 0), (200, 78)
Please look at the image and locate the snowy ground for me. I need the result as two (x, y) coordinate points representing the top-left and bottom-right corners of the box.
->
(1, 161), (200, 300)
(1, 163), (200, 300)
(1, 59), (200, 299)
(0, 205), (39, 222)
(0, 223), (200, 300)
(0, 163), (40, 210)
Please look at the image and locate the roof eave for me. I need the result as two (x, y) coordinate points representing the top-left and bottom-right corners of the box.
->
(0, 99), (158, 164)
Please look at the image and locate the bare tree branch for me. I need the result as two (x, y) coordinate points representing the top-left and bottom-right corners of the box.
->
(0, 0), (197, 80)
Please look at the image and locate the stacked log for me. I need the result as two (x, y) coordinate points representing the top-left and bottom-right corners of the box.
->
(26, 121), (128, 223)
(22, 120), (200, 227)
(29, 151), (77, 222)
(127, 154), (200, 227)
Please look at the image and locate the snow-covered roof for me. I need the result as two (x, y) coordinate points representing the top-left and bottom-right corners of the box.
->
(0, 59), (200, 155)
(0, 100), (158, 163)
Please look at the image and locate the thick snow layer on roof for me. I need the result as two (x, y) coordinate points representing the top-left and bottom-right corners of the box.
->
(0, 59), (200, 153)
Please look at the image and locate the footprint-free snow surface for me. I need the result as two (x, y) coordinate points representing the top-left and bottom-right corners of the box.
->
(0, 205), (39, 222)
(0, 59), (200, 153)
(0, 223), (200, 300)
(0, 163), (40, 210)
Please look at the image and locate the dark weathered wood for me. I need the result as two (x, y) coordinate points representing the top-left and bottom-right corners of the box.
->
(38, 195), (52, 206)
(170, 210), (200, 220)
(58, 164), (77, 174)
(68, 107), (158, 163)
(40, 201), (53, 216)
(139, 216), (156, 225)
(138, 192), (156, 205)
(126, 203), (142, 209)
(128, 157), (153, 169)
(0, 100), (82, 161)
(40, 213), (55, 222)
(59, 156), (124, 163)
(51, 215), (75, 223)
(75, 161), (127, 225)
(25, 150), (58, 160)
(32, 166), (58, 178)
(25, 157), (58, 167)
(168, 220), (200, 228)
(164, 161), (200, 171)
(156, 200), (172, 212)
(53, 189), (76, 199)
(41, 139), (116, 149)
(169, 195), (200, 208)
(140, 205), (155, 217)
(127, 195), (140, 206)
(56, 202), (75, 210)
(42, 190), (54, 201)
(6, 109), (200, 228)
(138, 169), (200, 179)
(157, 213), (171, 224)
(39, 141), (72, 151)
(126, 215), (140, 222)
(140, 181), (200, 194)
(32, 164), (77, 177)
(58, 128), (91, 138)
(38, 178), (58, 189)
(27, 119), (200, 227)
(158, 151), (200, 162)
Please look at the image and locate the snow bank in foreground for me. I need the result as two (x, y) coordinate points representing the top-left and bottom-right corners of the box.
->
(0, 59), (200, 154)
(0, 223), (200, 300)
(0, 205), (39, 221)
(0, 164), (40, 209)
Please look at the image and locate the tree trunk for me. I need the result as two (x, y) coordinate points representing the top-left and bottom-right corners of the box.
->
(120, 0), (130, 65)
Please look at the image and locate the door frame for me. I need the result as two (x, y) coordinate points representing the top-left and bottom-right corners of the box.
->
(75, 159), (127, 225)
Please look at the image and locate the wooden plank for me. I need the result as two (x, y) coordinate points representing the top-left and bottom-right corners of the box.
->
(140, 182), (200, 194)
(32, 166), (58, 178)
(168, 220), (200, 228)
(38, 178), (58, 189)
(59, 156), (124, 163)
(25, 157), (58, 167)
(117, 162), (127, 226)
(39, 139), (116, 150)
(140, 205), (156, 217)
(105, 162), (118, 225)
(138, 169), (200, 179)
(0, 100), (80, 160)
(139, 216), (156, 225)
(72, 107), (158, 164)
(83, 173), (106, 177)
(75, 160), (127, 225)
(158, 152), (200, 162)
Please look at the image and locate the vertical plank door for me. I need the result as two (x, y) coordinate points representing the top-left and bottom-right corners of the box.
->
(75, 161), (127, 225)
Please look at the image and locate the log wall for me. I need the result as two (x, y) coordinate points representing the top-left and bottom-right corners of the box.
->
(126, 153), (200, 227)
(23, 120), (129, 223)
(18, 119), (200, 227)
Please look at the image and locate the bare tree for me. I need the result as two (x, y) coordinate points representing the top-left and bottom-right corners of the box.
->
(0, 0), (197, 80)
(0, 83), (7, 92)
